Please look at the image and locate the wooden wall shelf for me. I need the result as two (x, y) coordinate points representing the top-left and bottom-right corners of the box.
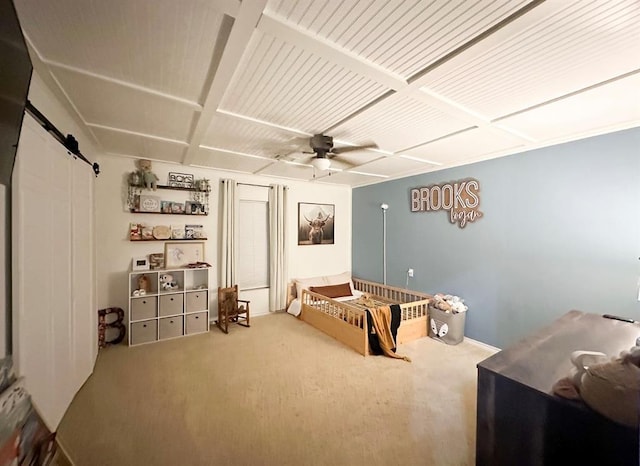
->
(127, 182), (210, 214)
(130, 184), (210, 193)
(129, 210), (208, 216)
(130, 238), (207, 242)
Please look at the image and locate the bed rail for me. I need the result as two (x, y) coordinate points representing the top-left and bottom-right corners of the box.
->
(299, 289), (369, 354)
(353, 278), (432, 305)
(301, 290), (366, 328)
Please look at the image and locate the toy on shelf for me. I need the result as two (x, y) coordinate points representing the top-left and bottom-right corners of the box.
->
(159, 273), (179, 291)
(137, 274), (150, 292)
(137, 159), (159, 190)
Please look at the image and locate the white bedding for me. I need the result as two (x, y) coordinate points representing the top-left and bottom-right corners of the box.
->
(286, 290), (363, 317)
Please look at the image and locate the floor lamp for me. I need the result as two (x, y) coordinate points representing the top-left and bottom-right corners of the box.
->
(381, 203), (388, 285)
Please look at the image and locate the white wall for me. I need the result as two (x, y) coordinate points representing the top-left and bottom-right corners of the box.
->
(95, 156), (352, 319)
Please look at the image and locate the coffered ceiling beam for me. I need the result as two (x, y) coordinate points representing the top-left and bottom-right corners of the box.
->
(325, 0), (548, 142)
(215, 0), (242, 18)
(22, 36), (103, 150)
(257, 13), (407, 91)
(183, 0), (268, 165)
(45, 60), (203, 111)
(85, 123), (188, 146)
(217, 109), (311, 139)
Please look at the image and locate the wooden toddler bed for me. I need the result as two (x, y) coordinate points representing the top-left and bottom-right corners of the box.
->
(288, 276), (431, 356)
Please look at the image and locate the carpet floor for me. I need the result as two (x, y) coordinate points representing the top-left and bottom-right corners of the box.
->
(56, 313), (495, 465)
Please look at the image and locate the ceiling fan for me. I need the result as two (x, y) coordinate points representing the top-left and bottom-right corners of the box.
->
(277, 134), (378, 171)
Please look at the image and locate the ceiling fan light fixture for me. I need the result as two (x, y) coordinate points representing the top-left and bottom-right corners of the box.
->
(311, 157), (331, 171)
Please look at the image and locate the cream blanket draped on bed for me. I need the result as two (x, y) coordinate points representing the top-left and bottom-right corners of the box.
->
(366, 305), (411, 362)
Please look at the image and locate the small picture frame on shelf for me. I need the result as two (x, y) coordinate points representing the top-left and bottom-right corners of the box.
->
(185, 224), (204, 239)
(139, 194), (161, 212)
(171, 202), (185, 214)
(132, 256), (150, 271)
(161, 200), (172, 213)
(141, 225), (154, 240)
(189, 202), (206, 215)
(164, 241), (205, 269)
(171, 225), (185, 239)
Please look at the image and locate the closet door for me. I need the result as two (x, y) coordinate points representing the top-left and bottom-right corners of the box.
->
(71, 159), (96, 388)
(12, 114), (96, 430)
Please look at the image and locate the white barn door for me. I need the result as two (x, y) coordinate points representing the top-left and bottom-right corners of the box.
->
(12, 114), (96, 430)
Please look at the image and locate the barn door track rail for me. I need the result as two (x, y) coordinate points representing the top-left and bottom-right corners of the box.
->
(25, 100), (100, 176)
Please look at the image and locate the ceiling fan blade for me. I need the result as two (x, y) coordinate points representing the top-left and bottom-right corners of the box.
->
(275, 150), (314, 162)
(331, 142), (378, 155)
(286, 136), (312, 149)
(328, 155), (356, 169)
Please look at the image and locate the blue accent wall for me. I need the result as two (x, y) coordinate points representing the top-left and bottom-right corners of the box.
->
(352, 128), (640, 348)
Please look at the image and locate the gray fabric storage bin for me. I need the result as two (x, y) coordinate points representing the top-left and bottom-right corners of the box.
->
(428, 306), (466, 345)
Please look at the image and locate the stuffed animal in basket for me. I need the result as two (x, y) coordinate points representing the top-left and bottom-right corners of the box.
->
(159, 273), (179, 291)
(137, 159), (159, 190)
(431, 293), (468, 314)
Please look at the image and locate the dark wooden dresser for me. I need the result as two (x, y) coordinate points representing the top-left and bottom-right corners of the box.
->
(476, 310), (640, 466)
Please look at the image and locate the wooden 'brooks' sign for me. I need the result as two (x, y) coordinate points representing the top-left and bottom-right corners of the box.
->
(410, 179), (483, 228)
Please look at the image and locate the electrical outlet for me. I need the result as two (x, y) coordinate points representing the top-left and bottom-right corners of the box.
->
(408, 268), (414, 278)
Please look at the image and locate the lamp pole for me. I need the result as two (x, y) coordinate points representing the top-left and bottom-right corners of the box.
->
(381, 203), (388, 285)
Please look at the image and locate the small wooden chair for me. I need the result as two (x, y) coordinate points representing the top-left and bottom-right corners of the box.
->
(216, 284), (250, 334)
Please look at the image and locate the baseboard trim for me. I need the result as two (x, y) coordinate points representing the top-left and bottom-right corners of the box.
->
(55, 436), (75, 466)
(465, 337), (500, 353)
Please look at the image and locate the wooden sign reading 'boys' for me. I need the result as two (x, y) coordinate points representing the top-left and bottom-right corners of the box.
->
(410, 179), (483, 228)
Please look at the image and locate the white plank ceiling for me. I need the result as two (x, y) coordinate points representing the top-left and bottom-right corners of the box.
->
(15, 0), (640, 187)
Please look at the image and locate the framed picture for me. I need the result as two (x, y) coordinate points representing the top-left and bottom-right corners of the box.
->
(171, 202), (185, 214)
(298, 203), (334, 245)
(141, 225), (154, 240)
(164, 241), (205, 269)
(185, 201), (205, 215)
(185, 224), (205, 239)
(167, 172), (194, 188)
(161, 200), (172, 213)
(132, 256), (150, 271)
(138, 195), (161, 212)
(170, 224), (185, 239)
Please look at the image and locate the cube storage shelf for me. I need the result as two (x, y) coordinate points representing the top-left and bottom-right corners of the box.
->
(128, 267), (210, 346)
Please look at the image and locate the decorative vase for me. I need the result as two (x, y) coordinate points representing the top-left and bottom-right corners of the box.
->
(196, 179), (209, 191)
(129, 171), (142, 187)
